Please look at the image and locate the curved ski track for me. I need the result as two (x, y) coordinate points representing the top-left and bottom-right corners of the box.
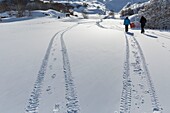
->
(120, 33), (163, 113)
(25, 31), (61, 113)
(25, 24), (80, 113)
(60, 24), (80, 113)
(119, 33), (132, 113)
(96, 20), (124, 32)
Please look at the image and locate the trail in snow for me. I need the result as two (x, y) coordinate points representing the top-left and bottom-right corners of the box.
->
(131, 35), (162, 112)
(119, 32), (163, 113)
(25, 31), (61, 113)
(95, 19), (163, 112)
(119, 33), (132, 113)
(25, 24), (80, 113)
(96, 20), (124, 32)
(96, 20), (108, 29)
(60, 24), (80, 113)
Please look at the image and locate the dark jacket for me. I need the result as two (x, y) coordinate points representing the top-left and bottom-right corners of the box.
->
(140, 16), (147, 26)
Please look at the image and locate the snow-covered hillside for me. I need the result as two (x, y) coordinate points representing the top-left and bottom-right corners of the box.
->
(139, 0), (170, 29)
(0, 10), (170, 113)
(118, 0), (170, 29)
(48, 0), (148, 12)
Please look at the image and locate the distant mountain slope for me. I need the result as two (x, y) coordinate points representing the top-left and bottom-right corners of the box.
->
(99, 0), (149, 12)
(49, 0), (148, 12)
(139, 0), (170, 29)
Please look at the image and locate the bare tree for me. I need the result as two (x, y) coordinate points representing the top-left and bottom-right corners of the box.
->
(13, 0), (27, 17)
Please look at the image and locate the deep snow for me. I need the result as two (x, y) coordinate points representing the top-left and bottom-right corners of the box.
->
(0, 11), (170, 113)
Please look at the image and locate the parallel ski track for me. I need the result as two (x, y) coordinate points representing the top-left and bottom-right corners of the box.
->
(25, 24), (80, 113)
(60, 24), (80, 113)
(120, 33), (162, 113)
(119, 33), (132, 113)
(132, 36), (162, 112)
(25, 31), (62, 113)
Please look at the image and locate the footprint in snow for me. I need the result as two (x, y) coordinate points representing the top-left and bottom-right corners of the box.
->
(53, 104), (60, 112)
(46, 86), (52, 94)
(162, 43), (166, 48)
(46, 86), (51, 92)
(51, 74), (56, 79)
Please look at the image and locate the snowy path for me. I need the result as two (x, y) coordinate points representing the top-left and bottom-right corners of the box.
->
(60, 24), (80, 113)
(94, 19), (163, 112)
(57, 20), (124, 113)
(1, 17), (170, 113)
(119, 32), (163, 113)
(25, 24), (81, 113)
(25, 31), (61, 113)
(119, 33), (131, 113)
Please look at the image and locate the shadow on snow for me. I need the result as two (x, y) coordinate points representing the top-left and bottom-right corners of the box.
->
(144, 33), (158, 39)
(126, 32), (134, 36)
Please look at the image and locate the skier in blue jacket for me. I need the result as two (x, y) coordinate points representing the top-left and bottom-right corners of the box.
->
(124, 17), (130, 32)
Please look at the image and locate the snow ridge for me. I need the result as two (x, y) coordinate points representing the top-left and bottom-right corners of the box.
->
(119, 33), (132, 113)
(60, 24), (80, 113)
(25, 31), (61, 113)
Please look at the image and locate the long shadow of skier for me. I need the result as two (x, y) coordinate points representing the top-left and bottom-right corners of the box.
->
(144, 33), (158, 38)
(126, 32), (134, 36)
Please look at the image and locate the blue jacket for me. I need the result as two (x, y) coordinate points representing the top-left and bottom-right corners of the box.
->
(124, 18), (130, 25)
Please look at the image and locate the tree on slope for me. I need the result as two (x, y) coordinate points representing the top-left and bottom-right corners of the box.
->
(139, 0), (170, 29)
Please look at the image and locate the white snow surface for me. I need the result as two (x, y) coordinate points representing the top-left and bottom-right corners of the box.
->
(0, 11), (170, 113)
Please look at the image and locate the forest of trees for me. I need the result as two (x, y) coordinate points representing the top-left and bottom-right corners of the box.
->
(120, 0), (170, 29)
(139, 0), (170, 29)
(0, 0), (73, 17)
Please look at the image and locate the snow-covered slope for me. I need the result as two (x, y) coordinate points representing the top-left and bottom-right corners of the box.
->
(52, 0), (148, 12)
(0, 11), (170, 113)
(96, 0), (148, 12)
(139, 0), (170, 29)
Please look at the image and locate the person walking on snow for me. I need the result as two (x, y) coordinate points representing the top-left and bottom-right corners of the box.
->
(140, 16), (147, 33)
(124, 17), (130, 32)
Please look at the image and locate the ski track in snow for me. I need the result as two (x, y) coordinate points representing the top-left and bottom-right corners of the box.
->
(25, 24), (80, 113)
(96, 20), (124, 32)
(96, 20), (108, 29)
(119, 32), (163, 113)
(25, 31), (61, 113)
(60, 24), (80, 113)
(119, 33), (132, 113)
(131, 35), (162, 112)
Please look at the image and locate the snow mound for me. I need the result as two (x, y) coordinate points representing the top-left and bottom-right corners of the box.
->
(31, 9), (65, 18)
